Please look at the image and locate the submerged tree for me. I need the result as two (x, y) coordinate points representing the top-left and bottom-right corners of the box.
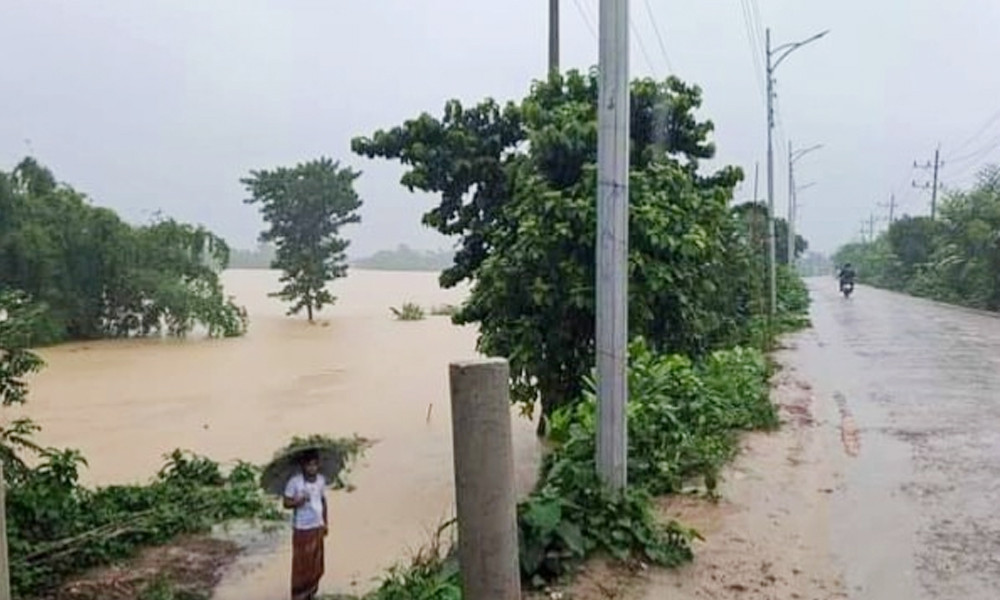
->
(0, 157), (247, 342)
(242, 158), (363, 322)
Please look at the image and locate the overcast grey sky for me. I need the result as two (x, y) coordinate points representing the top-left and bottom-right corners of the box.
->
(3, 0), (1000, 256)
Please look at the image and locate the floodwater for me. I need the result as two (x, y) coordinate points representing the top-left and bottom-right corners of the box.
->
(788, 279), (1000, 599)
(20, 269), (542, 598)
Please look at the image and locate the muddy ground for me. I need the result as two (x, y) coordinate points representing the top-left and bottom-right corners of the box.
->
(542, 336), (848, 600)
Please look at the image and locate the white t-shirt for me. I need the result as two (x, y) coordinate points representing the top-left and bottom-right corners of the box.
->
(284, 473), (327, 531)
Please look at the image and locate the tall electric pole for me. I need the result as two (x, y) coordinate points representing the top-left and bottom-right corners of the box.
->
(765, 28), (829, 315)
(913, 146), (942, 219)
(880, 193), (896, 224)
(595, 0), (629, 492)
(931, 147), (940, 220)
(765, 29), (777, 316)
(549, 0), (560, 75)
(787, 141), (794, 267)
(786, 142), (823, 268)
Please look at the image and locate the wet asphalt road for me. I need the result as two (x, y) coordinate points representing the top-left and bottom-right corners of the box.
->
(792, 278), (1000, 599)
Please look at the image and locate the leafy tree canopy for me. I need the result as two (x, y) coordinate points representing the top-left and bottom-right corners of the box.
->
(0, 158), (246, 343)
(354, 71), (790, 425)
(242, 157), (363, 321)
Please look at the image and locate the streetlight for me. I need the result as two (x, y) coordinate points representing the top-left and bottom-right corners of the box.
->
(765, 28), (829, 315)
(787, 143), (823, 265)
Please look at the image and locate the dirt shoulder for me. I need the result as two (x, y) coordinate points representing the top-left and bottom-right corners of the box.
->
(551, 341), (848, 600)
(37, 536), (237, 600)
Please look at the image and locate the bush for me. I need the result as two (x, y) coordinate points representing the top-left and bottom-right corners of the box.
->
(390, 303), (426, 321)
(7, 450), (279, 597)
(331, 341), (778, 595)
(516, 340), (773, 584)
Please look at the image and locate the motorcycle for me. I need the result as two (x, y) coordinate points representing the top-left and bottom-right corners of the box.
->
(840, 280), (854, 298)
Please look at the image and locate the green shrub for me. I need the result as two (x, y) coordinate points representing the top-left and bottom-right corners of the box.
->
(8, 450), (279, 597)
(390, 303), (426, 321)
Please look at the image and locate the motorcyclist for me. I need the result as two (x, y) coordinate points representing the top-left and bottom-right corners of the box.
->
(837, 263), (856, 292)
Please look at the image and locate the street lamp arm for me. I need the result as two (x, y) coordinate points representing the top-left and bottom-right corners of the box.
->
(792, 144), (824, 163)
(771, 30), (830, 71)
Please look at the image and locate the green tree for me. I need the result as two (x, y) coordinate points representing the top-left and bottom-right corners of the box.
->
(354, 71), (771, 429)
(835, 165), (1000, 311)
(0, 158), (246, 342)
(731, 201), (807, 265)
(0, 291), (45, 478)
(242, 157), (363, 322)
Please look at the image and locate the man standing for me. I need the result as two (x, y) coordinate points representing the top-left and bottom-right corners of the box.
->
(283, 449), (328, 600)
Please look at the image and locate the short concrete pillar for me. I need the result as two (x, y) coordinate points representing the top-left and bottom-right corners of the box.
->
(449, 358), (521, 600)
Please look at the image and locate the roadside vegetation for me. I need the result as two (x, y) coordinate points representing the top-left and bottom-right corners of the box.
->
(835, 165), (1000, 312)
(346, 70), (811, 597)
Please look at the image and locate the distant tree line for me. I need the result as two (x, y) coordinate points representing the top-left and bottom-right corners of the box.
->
(228, 244), (455, 273)
(835, 166), (1000, 311)
(228, 243), (276, 269)
(352, 245), (455, 272)
(0, 158), (247, 343)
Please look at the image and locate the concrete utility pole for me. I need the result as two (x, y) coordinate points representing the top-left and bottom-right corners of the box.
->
(765, 27), (828, 315)
(595, 0), (629, 492)
(913, 146), (943, 219)
(787, 141), (823, 267)
(549, 0), (560, 75)
(787, 142), (794, 267)
(449, 359), (521, 600)
(880, 193), (896, 224)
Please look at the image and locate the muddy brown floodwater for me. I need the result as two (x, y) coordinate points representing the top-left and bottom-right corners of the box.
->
(19, 269), (542, 598)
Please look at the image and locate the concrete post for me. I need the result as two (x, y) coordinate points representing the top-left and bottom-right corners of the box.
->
(449, 358), (520, 600)
(0, 462), (10, 600)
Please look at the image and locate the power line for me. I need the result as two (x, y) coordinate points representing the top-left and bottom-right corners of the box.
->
(947, 107), (1000, 155)
(571, 0), (598, 40)
(641, 0), (674, 74)
(946, 131), (1000, 167)
(630, 16), (659, 76)
(737, 0), (767, 108)
(749, 0), (766, 44)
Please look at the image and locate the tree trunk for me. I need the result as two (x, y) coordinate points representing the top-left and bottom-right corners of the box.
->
(536, 373), (581, 437)
(307, 303), (314, 323)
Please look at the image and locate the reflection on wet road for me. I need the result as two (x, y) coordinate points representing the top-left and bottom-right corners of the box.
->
(793, 279), (1000, 599)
